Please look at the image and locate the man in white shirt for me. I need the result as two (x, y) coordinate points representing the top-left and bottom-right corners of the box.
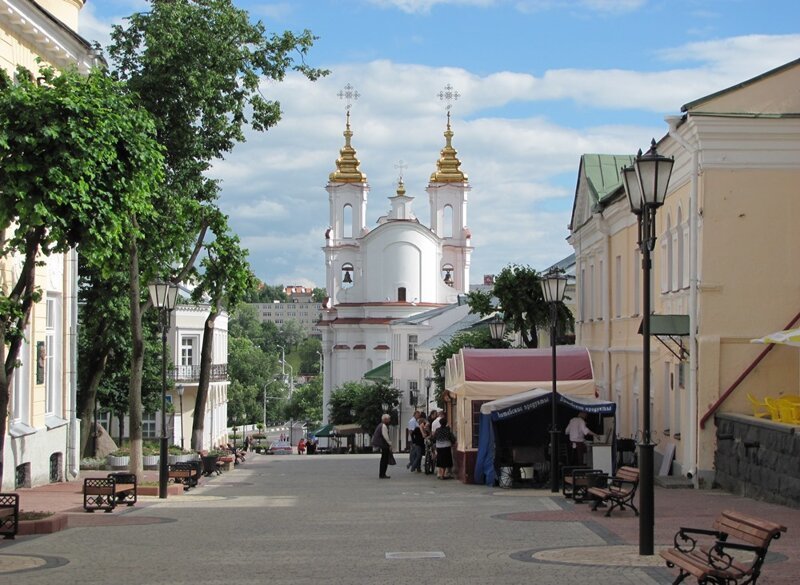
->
(564, 411), (593, 466)
(430, 411), (443, 436)
(406, 411), (420, 468)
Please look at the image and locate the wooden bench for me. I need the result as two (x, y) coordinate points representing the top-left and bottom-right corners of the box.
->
(83, 473), (137, 513)
(563, 467), (606, 503)
(0, 493), (19, 539)
(168, 461), (203, 488)
(660, 509), (787, 585)
(587, 465), (639, 517)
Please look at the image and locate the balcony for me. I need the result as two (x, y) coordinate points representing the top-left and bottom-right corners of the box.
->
(170, 364), (228, 383)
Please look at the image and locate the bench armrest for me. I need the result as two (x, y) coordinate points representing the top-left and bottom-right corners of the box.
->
(673, 527), (726, 553)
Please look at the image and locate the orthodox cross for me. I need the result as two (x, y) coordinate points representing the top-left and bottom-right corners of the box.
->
(438, 83), (460, 111)
(394, 159), (408, 182)
(337, 83), (360, 111)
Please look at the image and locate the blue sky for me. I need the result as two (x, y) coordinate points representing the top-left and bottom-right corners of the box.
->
(80, 1), (800, 288)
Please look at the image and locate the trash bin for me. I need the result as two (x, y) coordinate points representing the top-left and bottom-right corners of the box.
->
(499, 467), (513, 488)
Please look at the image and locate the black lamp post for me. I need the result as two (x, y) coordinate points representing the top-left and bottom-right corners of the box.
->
(148, 279), (179, 500)
(541, 268), (569, 493)
(621, 138), (674, 556)
(487, 313), (507, 348)
(424, 376), (433, 413)
(176, 384), (185, 451)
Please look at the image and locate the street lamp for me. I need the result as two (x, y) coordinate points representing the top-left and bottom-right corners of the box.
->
(541, 268), (569, 493)
(424, 376), (433, 413)
(148, 279), (179, 500)
(621, 138), (674, 556)
(176, 384), (185, 451)
(487, 313), (507, 347)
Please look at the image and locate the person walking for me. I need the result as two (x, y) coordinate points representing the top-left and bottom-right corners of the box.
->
(406, 410), (420, 468)
(409, 418), (425, 472)
(372, 413), (393, 479)
(433, 417), (456, 479)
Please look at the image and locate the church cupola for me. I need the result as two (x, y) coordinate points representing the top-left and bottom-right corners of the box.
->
(429, 111), (468, 184)
(388, 178), (415, 220)
(329, 110), (367, 183)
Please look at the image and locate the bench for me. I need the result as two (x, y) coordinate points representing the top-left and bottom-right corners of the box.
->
(562, 467), (606, 503)
(168, 461), (203, 488)
(83, 473), (137, 513)
(0, 493), (19, 539)
(660, 509), (787, 585)
(587, 465), (639, 517)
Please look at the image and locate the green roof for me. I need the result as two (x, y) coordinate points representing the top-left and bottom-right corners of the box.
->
(638, 314), (690, 336)
(363, 361), (391, 381)
(583, 154), (635, 204)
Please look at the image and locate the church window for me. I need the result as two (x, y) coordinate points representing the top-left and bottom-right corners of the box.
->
(441, 264), (454, 287)
(398, 287), (406, 302)
(341, 263), (354, 289)
(443, 205), (453, 238)
(343, 204), (353, 238)
(407, 335), (418, 361)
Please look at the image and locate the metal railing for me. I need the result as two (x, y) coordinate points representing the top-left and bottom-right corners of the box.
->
(169, 364), (228, 383)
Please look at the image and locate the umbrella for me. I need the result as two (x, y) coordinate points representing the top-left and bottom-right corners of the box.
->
(751, 328), (800, 347)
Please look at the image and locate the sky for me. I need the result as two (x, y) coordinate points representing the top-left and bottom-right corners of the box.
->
(79, 1), (800, 289)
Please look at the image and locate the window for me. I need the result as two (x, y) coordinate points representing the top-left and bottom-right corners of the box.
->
(443, 205), (453, 238)
(409, 380), (418, 405)
(471, 400), (489, 449)
(579, 267), (586, 321)
(589, 264), (595, 320)
(614, 255), (622, 318)
(632, 367), (640, 441)
(599, 259), (604, 320)
(11, 330), (30, 423)
(181, 337), (195, 366)
(343, 204), (353, 238)
(674, 363), (684, 437)
(662, 214), (672, 293)
(143, 412), (157, 439)
(676, 207), (685, 290)
(407, 335), (418, 361)
(45, 295), (62, 415)
(398, 287), (406, 302)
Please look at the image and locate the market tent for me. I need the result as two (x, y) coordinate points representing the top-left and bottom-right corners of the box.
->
(474, 388), (616, 486)
(312, 423), (334, 438)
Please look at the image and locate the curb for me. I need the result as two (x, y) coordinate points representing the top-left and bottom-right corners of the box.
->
(17, 513), (68, 536)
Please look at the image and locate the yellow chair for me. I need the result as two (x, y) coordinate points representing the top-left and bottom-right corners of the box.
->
(778, 395), (800, 404)
(777, 399), (800, 425)
(763, 397), (783, 422)
(746, 393), (770, 419)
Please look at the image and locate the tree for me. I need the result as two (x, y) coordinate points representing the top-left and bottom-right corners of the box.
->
(188, 215), (256, 450)
(280, 319), (307, 351)
(297, 337), (322, 375)
(246, 282), (289, 303)
(466, 264), (572, 348)
(107, 0), (327, 473)
(312, 288), (327, 303)
(0, 64), (164, 478)
(229, 304), (263, 344)
(328, 380), (400, 434)
(283, 377), (322, 424)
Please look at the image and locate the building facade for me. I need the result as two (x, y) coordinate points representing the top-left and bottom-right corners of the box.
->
(568, 59), (800, 486)
(1, 0), (100, 490)
(319, 111), (474, 424)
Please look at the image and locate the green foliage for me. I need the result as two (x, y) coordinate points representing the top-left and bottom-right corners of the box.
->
(246, 282), (289, 303)
(280, 319), (307, 351)
(311, 288), (327, 303)
(297, 337), (322, 375)
(283, 376), (322, 423)
(329, 380), (400, 434)
(467, 264), (573, 348)
(431, 328), (497, 407)
(229, 304), (263, 343)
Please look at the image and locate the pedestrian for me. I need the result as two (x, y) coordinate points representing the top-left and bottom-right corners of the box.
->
(564, 411), (593, 466)
(409, 418), (425, 472)
(406, 410), (420, 468)
(430, 409), (443, 436)
(433, 417), (456, 479)
(372, 413), (394, 479)
(297, 437), (306, 455)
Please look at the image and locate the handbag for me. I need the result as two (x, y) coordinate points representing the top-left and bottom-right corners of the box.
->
(388, 452), (396, 466)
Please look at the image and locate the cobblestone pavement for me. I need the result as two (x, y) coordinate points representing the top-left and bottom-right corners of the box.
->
(1, 454), (798, 584)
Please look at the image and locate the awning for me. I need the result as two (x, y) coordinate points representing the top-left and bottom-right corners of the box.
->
(363, 360), (391, 381)
(312, 423), (334, 437)
(638, 314), (690, 361)
(480, 388), (616, 420)
(333, 423), (364, 436)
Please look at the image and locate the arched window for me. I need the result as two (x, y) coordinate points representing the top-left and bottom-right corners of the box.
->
(443, 205), (453, 238)
(397, 287), (407, 302)
(343, 204), (353, 239)
(441, 263), (455, 287)
(676, 206), (685, 289)
(341, 263), (354, 289)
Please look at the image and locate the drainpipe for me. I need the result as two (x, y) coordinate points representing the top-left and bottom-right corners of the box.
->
(666, 115), (699, 487)
(67, 249), (80, 479)
(598, 216), (612, 401)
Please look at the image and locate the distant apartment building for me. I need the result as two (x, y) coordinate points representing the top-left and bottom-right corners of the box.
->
(252, 286), (323, 337)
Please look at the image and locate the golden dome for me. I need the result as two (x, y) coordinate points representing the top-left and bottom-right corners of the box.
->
(395, 178), (406, 196)
(430, 112), (468, 183)
(329, 111), (367, 183)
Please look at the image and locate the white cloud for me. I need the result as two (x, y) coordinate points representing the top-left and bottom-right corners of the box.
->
(367, 0), (496, 14)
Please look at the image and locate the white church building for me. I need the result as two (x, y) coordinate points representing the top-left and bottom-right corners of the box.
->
(319, 110), (474, 427)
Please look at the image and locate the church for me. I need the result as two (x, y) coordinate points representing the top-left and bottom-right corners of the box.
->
(319, 107), (475, 426)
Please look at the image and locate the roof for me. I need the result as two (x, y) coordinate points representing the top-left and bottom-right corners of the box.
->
(418, 312), (492, 351)
(461, 347), (593, 382)
(363, 361), (391, 380)
(638, 314), (690, 336)
(582, 154), (634, 205)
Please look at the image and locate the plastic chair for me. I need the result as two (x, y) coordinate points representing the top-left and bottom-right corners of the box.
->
(777, 400), (800, 425)
(746, 393), (770, 419)
(764, 397), (783, 422)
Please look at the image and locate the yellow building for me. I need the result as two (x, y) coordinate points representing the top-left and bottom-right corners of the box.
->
(568, 58), (800, 488)
(1, 0), (98, 490)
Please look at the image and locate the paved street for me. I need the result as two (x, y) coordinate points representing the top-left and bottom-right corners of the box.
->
(2, 453), (799, 584)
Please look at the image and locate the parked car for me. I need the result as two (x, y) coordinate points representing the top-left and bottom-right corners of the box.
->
(268, 440), (293, 455)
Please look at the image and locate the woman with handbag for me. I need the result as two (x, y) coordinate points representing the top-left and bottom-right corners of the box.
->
(433, 417), (456, 480)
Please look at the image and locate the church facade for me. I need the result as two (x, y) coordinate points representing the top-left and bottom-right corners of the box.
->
(319, 110), (473, 425)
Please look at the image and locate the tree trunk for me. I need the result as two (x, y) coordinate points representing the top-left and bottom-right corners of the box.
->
(77, 351), (109, 457)
(117, 412), (125, 447)
(127, 236), (145, 480)
(191, 307), (219, 451)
